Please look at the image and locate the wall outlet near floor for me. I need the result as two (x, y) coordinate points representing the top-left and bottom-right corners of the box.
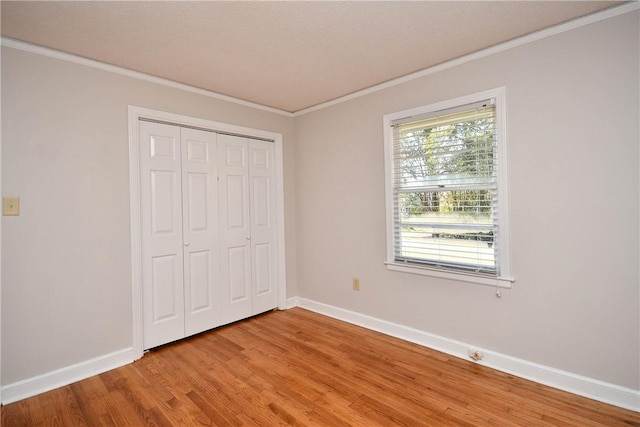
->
(352, 278), (360, 291)
(468, 349), (484, 361)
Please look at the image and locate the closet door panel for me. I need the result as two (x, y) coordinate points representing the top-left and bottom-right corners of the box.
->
(226, 175), (247, 229)
(253, 242), (272, 296)
(187, 250), (211, 311)
(252, 177), (270, 227)
(181, 128), (220, 336)
(151, 254), (181, 321)
(150, 171), (179, 234)
(227, 246), (250, 301)
(218, 134), (252, 324)
(186, 173), (208, 230)
(249, 141), (278, 314)
(140, 121), (185, 349)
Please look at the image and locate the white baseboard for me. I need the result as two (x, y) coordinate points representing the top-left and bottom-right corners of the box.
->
(4, 302), (638, 412)
(1, 347), (135, 404)
(288, 296), (640, 412)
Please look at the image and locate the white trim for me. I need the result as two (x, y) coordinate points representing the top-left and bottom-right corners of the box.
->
(288, 297), (640, 412)
(385, 262), (514, 288)
(286, 296), (302, 309)
(128, 114), (145, 360)
(494, 88), (512, 281)
(0, 42), (3, 403)
(0, 38), (293, 118)
(274, 137), (288, 311)
(294, 2), (640, 117)
(1, 348), (135, 405)
(128, 106), (287, 360)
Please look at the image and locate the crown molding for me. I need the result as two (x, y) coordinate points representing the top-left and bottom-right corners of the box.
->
(2, 2), (637, 117)
(0, 37), (294, 118)
(293, 1), (639, 117)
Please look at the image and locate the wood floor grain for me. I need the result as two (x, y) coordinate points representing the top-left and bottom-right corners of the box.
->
(2, 308), (639, 426)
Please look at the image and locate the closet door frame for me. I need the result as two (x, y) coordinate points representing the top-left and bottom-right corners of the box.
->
(128, 106), (287, 360)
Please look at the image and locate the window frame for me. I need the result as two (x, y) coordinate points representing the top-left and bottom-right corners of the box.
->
(383, 88), (514, 288)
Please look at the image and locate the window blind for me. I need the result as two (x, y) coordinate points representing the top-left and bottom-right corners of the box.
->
(391, 100), (499, 275)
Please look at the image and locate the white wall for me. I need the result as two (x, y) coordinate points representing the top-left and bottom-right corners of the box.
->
(0, 46), (296, 385)
(294, 10), (639, 391)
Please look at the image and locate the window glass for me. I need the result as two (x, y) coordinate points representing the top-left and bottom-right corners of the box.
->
(384, 89), (512, 285)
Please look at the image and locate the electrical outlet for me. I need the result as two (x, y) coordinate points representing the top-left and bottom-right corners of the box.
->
(468, 350), (484, 361)
(353, 278), (360, 291)
(3, 196), (20, 216)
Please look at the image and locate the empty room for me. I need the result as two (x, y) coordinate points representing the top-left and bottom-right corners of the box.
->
(1, 1), (639, 425)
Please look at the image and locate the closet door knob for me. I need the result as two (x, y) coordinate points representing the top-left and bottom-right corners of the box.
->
(184, 242), (190, 247)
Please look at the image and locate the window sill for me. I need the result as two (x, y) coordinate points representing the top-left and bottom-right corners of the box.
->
(385, 262), (514, 288)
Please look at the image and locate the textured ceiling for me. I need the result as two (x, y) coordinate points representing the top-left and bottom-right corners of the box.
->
(1, 1), (624, 113)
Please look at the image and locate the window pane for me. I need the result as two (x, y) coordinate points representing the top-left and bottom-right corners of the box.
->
(396, 190), (496, 272)
(394, 114), (496, 190)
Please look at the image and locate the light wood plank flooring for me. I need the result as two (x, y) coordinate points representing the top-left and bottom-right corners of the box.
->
(2, 308), (639, 426)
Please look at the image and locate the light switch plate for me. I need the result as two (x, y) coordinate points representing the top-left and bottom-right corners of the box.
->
(3, 197), (20, 216)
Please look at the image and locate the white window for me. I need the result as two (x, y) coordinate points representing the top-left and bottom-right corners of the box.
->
(383, 88), (513, 287)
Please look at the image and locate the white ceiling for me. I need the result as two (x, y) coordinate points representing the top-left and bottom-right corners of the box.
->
(1, 1), (624, 113)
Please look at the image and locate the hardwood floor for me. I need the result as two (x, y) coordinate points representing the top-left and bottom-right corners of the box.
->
(2, 308), (639, 426)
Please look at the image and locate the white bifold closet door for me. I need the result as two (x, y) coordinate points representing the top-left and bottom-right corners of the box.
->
(218, 134), (278, 325)
(139, 121), (277, 350)
(139, 121), (220, 349)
